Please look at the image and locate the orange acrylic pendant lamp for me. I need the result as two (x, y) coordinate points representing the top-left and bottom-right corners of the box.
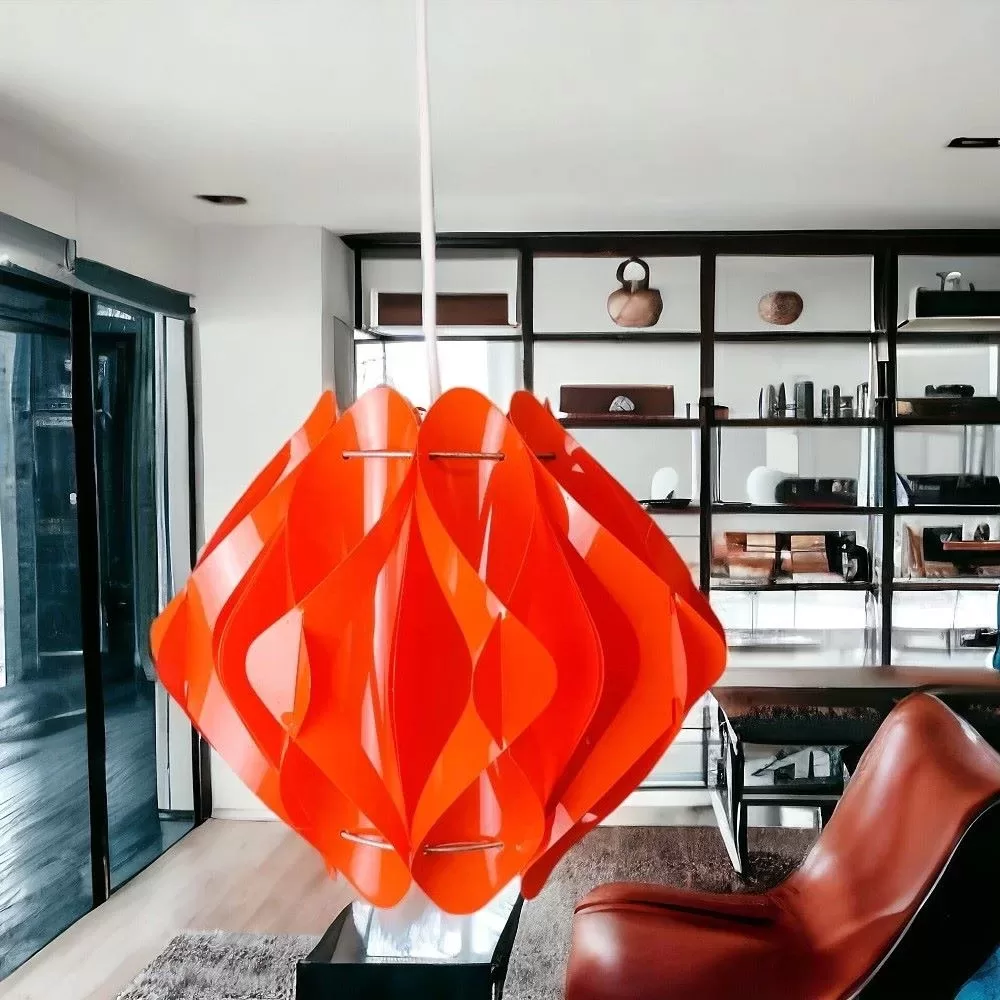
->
(150, 0), (726, 916)
(151, 386), (726, 913)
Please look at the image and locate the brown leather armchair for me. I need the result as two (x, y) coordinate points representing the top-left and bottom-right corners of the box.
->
(566, 693), (1000, 999)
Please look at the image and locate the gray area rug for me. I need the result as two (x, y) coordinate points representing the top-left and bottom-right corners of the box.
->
(116, 825), (814, 1000)
(116, 932), (318, 1000)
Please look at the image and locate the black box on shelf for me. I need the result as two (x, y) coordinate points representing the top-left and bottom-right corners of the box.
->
(898, 474), (1000, 505)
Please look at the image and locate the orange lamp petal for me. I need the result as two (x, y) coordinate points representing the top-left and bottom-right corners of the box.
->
(151, 385), (726, 914)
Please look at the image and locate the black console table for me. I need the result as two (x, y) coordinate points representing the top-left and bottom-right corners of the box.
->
(296, 882), (523, 1000)
(711, 667), (1000, 873)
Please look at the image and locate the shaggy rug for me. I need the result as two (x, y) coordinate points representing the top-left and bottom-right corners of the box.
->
(116, 932), (316, 1000)
(116, 825), (815, 1000)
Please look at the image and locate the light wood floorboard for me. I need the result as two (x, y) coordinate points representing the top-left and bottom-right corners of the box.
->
(0, 820), (354, 1000)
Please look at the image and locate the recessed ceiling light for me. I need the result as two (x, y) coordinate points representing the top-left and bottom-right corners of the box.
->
(195, 194), (248, 205)
(947, 137), (1000, 149)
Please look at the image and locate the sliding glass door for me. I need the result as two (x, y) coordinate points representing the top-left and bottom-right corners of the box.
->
(0, 277), (92, 977)
(0, 273), (196, 979)
(91, 300), (193, 890)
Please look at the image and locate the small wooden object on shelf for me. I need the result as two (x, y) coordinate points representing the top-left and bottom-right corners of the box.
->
(757, 290), (804, 325)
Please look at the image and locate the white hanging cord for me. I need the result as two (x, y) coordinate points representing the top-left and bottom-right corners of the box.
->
(415, 0), (441, 402)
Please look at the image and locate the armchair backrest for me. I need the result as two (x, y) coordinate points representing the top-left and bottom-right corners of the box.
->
(779, 693), (1000, 998)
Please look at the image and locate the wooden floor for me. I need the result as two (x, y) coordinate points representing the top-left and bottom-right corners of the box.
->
(0, 820), (354, 1000)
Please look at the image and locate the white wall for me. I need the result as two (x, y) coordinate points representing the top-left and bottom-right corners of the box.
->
(75, 190), (195, 292)
(195, 224), (353, 816)
(196, 226), (325, 536)
(0, 122), (196, 290)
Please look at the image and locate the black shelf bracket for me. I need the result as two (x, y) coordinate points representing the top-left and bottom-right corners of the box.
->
(699, 252), (716, 596)
(877, 248), (898, 666)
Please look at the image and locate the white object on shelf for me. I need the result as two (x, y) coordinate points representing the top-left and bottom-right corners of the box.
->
(650, 466), (680, 500)
(746, 466), (787, 505)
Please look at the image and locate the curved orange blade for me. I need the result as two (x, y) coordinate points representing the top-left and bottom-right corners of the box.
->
(522, 481), (685, 897)
(277, 388), (420, 896)
(509, 390), (726, 708)
(151, 392), (339, 821)
(405, 388), (560, 908)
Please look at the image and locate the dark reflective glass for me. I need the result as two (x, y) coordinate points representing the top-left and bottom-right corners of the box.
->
(91, 301), (192, 890)
(0, 282), (92, 977)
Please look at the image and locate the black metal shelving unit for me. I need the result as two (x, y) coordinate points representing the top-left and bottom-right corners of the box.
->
(894, 580), (1000, 592)
(560, 416), (700, 428)
(719, 417), (880, 428)
(712, 503), (883, 516)
(711, 581), (876, 593)
(346, 230), (1000, 667)
(643, 505), (702, 515)
(901, 505), (1000, 516)
(714, 330), (874, 343)
(535, 331), (700, 343)
(895, 417), (1000, 426)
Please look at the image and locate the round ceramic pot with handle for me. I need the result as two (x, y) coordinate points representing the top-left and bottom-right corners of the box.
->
(607, 257), (663, 328)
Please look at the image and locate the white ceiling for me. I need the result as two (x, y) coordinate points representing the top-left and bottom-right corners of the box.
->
(1, 0), (999, 233)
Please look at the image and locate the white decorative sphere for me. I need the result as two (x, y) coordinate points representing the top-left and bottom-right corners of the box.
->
(746, 466), (787, 506)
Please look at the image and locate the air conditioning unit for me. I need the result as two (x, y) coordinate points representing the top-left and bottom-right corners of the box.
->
(900, 271), (1000, 333)
(362, 251), (519, 337)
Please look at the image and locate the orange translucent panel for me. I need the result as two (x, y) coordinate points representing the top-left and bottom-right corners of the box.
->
(152, 385), (726, 914)
(508, 390), (726, 712)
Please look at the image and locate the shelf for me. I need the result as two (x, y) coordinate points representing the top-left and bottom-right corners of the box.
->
(642, 504), (702, 514)
(718, 417), (880, 428)
(895, 416), (1000, 427)
(896, 325), (1000, 344)
(564, 413), (873, 430)
(559, 415), (699, 428)
(713, 503), (882, 516)
(714, 330), (875, 343)
(711, 581), (875, 593)
(355, 330), (522, 342)
(534, 331), (699, 343)
(893, 579), (1000, 592)
(895, 505), (1000, 516)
